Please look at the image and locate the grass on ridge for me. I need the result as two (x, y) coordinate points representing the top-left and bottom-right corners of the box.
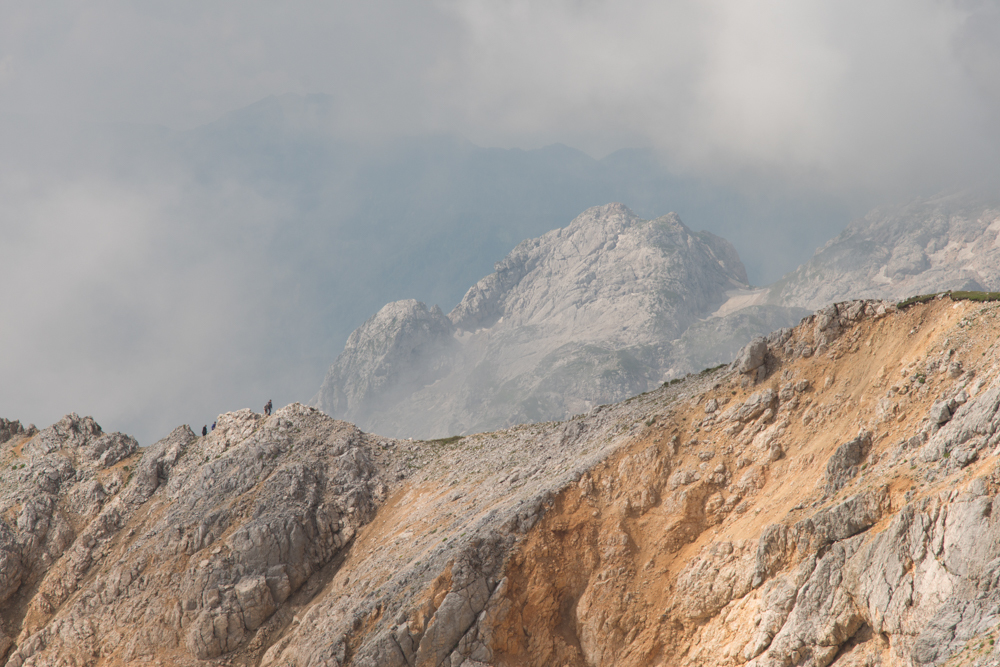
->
(897, 291), (1000, 309)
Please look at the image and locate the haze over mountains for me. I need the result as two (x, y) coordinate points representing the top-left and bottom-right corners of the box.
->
(317, 193), (1000, 439)
(766, 192), (1000, 309)
(5, 5), (1000, 664)
(315, 204), (807, 438)
(0, 94), (852, 444)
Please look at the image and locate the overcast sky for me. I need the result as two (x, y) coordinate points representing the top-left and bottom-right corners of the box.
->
(3, 1), (998, 187)
(2, 0), (999, 442)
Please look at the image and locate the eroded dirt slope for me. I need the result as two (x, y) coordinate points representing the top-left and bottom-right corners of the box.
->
(3, 296), (1000, 667)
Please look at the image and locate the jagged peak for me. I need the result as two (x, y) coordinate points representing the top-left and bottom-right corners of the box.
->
(448, 204), (747, 333)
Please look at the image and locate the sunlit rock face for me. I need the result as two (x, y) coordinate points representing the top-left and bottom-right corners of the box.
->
(316, 203), (805, 439)
(767, 193), (1000, 310)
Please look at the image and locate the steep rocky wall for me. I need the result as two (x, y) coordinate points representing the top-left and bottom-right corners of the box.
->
(3, 296), (1000, 666)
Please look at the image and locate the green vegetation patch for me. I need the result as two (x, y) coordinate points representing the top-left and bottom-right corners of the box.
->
(898, 291), (1000, 310)
(897, 293), (940, 309)
(949, 291), (1000, 302)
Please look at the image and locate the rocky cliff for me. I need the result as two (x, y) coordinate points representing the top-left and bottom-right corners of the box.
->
(4, 295), (1000, 666)
(315, 203), (806, 439)
(768, 193), (1000, 310)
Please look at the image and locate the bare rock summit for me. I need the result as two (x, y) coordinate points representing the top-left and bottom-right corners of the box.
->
(316, 203), (806, 438)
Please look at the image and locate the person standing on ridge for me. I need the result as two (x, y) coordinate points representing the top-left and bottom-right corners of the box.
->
(202, 425), (208, 436)
(211, 421), (216, 431)
(264, 400), (272, 416)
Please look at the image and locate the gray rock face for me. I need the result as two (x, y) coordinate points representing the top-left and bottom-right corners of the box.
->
(768, 193), (1000, 310)
(736, 337), (768, 375)
(0, 420), (33, 446)
(315, 203), (805, 438)
(0, 405), (388, 667)
(317, 193), (1000, 440)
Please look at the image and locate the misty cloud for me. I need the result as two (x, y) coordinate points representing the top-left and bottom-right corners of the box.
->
(1, 2), (998, 442)
(0, 160), (291, 442)
(440, 0), (1000, 192)
(1, 1), (998, 189)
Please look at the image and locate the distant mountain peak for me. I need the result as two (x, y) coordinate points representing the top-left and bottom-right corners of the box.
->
(316, 204), (801, 438)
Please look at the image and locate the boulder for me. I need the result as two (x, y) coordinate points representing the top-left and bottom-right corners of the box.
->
(735, 337), (768, 375)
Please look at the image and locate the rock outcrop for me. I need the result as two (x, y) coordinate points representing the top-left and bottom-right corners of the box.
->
(317, 300), (458, 420)
(316, 203), (806, 438)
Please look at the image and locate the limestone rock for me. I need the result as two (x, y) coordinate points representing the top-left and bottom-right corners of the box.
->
(921, 378), (1000, 462)
(929, 400), (952, 425)
(735, 337), (768, 375)
(4, 292), (1000, 667)
(314, 299), (457, 420)
(0, 404), (387, 667)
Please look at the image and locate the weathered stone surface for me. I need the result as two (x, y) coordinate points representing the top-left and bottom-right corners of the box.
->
(921, 378), (1000, 462)
(751, 537), (866, 667)
(315, 299), (458, 421)
(318, 194), (1000, 442)
(729, 388), (777, 423)
(0, 405), (388, 667)
(675, 541), (755, 620)
(929, 400), (952, 424)
(736, 337), (768, 375)
(3, 294), (1000, 667)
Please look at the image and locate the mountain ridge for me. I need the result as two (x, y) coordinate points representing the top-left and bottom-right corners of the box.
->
(767, 193), (1000, 309)
(315, 203), (806, 438)
(5, 296), (1000, 665)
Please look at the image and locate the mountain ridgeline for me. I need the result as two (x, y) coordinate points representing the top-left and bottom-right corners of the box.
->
(315, 204), (807, 438)
(317, 195), (1000, 440)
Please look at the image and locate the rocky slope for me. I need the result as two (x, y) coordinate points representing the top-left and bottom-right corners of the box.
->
(767, 193), (1000, 310)
(4, 295), (1000, 666)
(315, 203), (806, 439)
